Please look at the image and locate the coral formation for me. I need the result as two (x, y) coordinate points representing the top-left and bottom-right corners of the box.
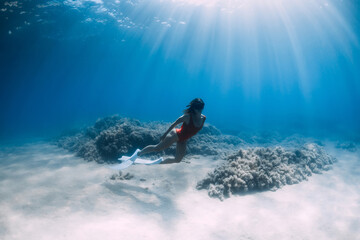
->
(58, 116), (164, 163)
(196, 143), (336, 200)
(336, 141), (357, 152)
(109, 171), (134, 180)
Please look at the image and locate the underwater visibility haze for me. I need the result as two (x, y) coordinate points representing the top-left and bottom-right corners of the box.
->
(2, 1), (360, 239)
(1, 0), (360, 140)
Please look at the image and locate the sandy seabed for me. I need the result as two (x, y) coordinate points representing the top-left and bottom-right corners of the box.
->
(0, 142), (359, 240)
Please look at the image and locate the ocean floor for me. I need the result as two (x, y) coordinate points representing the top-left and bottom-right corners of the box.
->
(0, 141), (359, 240)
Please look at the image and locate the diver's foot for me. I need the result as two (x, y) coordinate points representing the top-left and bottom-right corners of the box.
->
(130, 149), (141, 161)
(137, 149), (143, 157)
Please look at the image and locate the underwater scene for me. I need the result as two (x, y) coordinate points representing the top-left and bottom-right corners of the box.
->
(1, 0), (359, 239)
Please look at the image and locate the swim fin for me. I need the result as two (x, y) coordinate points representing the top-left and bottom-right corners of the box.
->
(109, 159), (134, 170)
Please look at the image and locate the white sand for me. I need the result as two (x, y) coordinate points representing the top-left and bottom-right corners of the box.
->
(0, 142), (359, 240)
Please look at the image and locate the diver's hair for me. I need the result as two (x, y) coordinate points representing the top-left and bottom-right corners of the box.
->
(183, 98), (205, 114)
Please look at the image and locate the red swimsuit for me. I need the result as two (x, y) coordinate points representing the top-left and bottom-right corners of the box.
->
(176, 114), (206, 142)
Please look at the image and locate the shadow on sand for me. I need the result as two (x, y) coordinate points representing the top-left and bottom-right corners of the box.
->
(103, 181), (182, 227)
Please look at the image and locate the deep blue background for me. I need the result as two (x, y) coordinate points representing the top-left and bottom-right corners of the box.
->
(1, 0), (359, 141)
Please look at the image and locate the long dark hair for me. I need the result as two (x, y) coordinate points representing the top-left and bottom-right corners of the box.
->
(183, 98), (205, 114)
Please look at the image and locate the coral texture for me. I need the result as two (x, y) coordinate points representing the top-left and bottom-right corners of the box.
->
(109, 171), (134, 180)
(336, 141), (357, 152)
(196, 143), (336, 200)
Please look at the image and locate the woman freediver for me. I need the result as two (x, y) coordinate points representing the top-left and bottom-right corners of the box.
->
(132, 98), (206, 164)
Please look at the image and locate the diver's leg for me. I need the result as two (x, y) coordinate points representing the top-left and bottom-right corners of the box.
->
(160, 140), (187, 164)
(138, 129), (178, 156)
(175, 141), (187, 161)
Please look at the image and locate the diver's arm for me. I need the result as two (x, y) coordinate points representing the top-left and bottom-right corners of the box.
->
(160, 115), (187, 140)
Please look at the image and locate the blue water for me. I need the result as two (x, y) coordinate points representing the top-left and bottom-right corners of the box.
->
(1, 0), (359, 141)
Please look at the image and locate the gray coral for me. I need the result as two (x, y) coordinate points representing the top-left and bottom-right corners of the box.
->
(57, 116), (163, 163)
(336, 141), (357, 152)
(196, 143), (336, 200)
